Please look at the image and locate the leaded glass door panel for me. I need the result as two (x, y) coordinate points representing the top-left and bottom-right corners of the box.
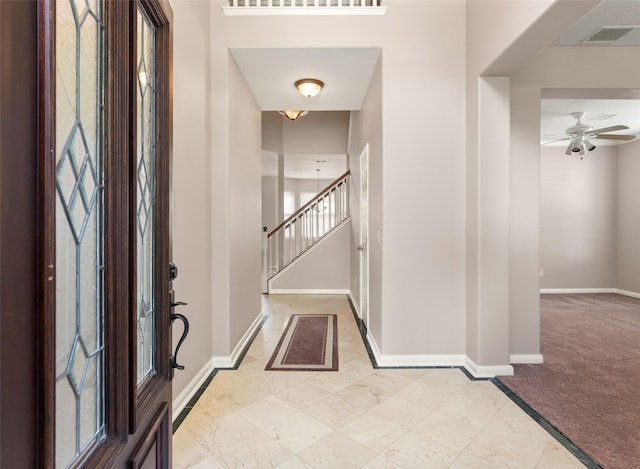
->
(35, 0), (175, 467)
(54, 1), (106, 466)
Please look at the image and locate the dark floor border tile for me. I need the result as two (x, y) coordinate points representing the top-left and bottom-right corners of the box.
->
(346, 295), (488, 379)
(172, 315), (268, 433)
(492, 379), (600, 469)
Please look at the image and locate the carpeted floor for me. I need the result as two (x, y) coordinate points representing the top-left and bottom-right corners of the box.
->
(498, 293), (640, 469)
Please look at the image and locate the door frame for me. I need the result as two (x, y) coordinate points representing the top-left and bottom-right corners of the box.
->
(0, 1), (40, 466)
(359, 143), (370, 329)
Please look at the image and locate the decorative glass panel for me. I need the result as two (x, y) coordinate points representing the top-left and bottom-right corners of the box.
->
(55, 0), (105, 467)
(136, 10), (157, 385)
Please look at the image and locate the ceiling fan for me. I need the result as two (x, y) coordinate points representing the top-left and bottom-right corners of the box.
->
(560, 111), (635, 157)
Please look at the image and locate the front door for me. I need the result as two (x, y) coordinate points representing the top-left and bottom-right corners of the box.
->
(0, 1), (178, 467)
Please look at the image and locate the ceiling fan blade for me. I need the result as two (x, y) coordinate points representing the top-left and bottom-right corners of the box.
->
(593, 134), (636, 141)
(541, 137), (571, 145)
(589, 124), (629, 134)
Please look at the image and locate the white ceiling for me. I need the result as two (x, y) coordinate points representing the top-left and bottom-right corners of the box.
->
(541, 98), (640, 146)
(230, 47), (381, 111)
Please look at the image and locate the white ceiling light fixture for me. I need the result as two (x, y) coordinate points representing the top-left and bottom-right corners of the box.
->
(295, 78), (324, 98)
(278, 110), (308, 121)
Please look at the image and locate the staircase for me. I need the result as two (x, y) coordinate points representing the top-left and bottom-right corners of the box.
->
(265, 170), (350, 280)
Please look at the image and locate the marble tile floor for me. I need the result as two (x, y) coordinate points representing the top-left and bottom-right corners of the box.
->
(173, 295), (585, 469)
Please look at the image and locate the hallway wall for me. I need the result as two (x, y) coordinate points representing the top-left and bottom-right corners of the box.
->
(172, 0), (214, 402)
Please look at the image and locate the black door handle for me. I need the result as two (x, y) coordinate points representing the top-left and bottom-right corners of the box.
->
(170, 303), (189, 371)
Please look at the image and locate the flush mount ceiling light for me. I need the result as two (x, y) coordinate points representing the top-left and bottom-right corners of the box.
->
(295, 78), (324, 98)
(278, 110), (308, 121)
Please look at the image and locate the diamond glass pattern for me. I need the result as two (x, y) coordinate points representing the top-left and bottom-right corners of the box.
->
(136, 10), (157, 385)
(67, 335), (89, 396)
(54, 1), (105, 467)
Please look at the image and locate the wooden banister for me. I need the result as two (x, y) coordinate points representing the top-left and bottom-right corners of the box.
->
(268, 169), (350, 238)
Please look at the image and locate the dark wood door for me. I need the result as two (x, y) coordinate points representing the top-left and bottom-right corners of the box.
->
(0, 1), (178, 467)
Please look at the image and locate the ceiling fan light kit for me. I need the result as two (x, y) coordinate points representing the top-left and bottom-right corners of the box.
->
(561, 111), (634, 159)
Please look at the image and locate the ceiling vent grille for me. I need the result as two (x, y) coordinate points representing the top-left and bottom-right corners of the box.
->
(589, 113), (617, 121)
(582, 27), (635, 44)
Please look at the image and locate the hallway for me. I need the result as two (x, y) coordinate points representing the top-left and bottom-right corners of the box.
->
(173, 295), (583, 468)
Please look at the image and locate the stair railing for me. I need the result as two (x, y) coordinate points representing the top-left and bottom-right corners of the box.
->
(267, 170), (350, 279)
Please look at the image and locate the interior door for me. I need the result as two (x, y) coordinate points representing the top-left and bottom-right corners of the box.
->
(359, 144), (370, 329)
(42, 0), (176, 467)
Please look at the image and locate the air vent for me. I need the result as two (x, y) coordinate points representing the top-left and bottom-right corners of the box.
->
(583, 27), (635, 44)
(588, 113), (617, 121)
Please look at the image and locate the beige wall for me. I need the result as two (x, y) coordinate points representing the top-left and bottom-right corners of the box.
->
(282, 111), (350, 155)
(227, 56), (263, 349)
(269, 220), (351, 292)
(172, 0), (213, 400)
(617, 140), (640, 293)
(539, 141), (640, 294)
(539, 146), (617, 289)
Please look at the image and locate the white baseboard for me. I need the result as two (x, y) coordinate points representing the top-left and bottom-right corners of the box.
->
(510, 354), (544, 364)
(348, 291), (361, 317)
(464, 356), (514, 378)
(172, 357), (215, 422)
(613, 289), (640, 299)
(366, 332), (466, 368)
(212, 311), (264, 368)
(268, 289), (350, 295)
(540, 288), (640, 299)
(540, 288), (616, 294)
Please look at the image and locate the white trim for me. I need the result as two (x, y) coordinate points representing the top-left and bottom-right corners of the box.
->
(348, 291), (361, 318)
(366, 330), (382, 364)
(464, 356), (513, 378)
(540, 288), (640, 299)
(223, 6), (386, 16)
(510, 354), (544, 364)
(212, 311), (264, 368)
(269, 289), (350, 295)
(172, 357), (215, 422)
(366, 332), (466, 367)
(615, 289), (640, 299)
(359, 143), (370, 329)
(540, 288), (616, 294)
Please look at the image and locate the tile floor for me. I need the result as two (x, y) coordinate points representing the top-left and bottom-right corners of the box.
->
(173, 295), (585, 468)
